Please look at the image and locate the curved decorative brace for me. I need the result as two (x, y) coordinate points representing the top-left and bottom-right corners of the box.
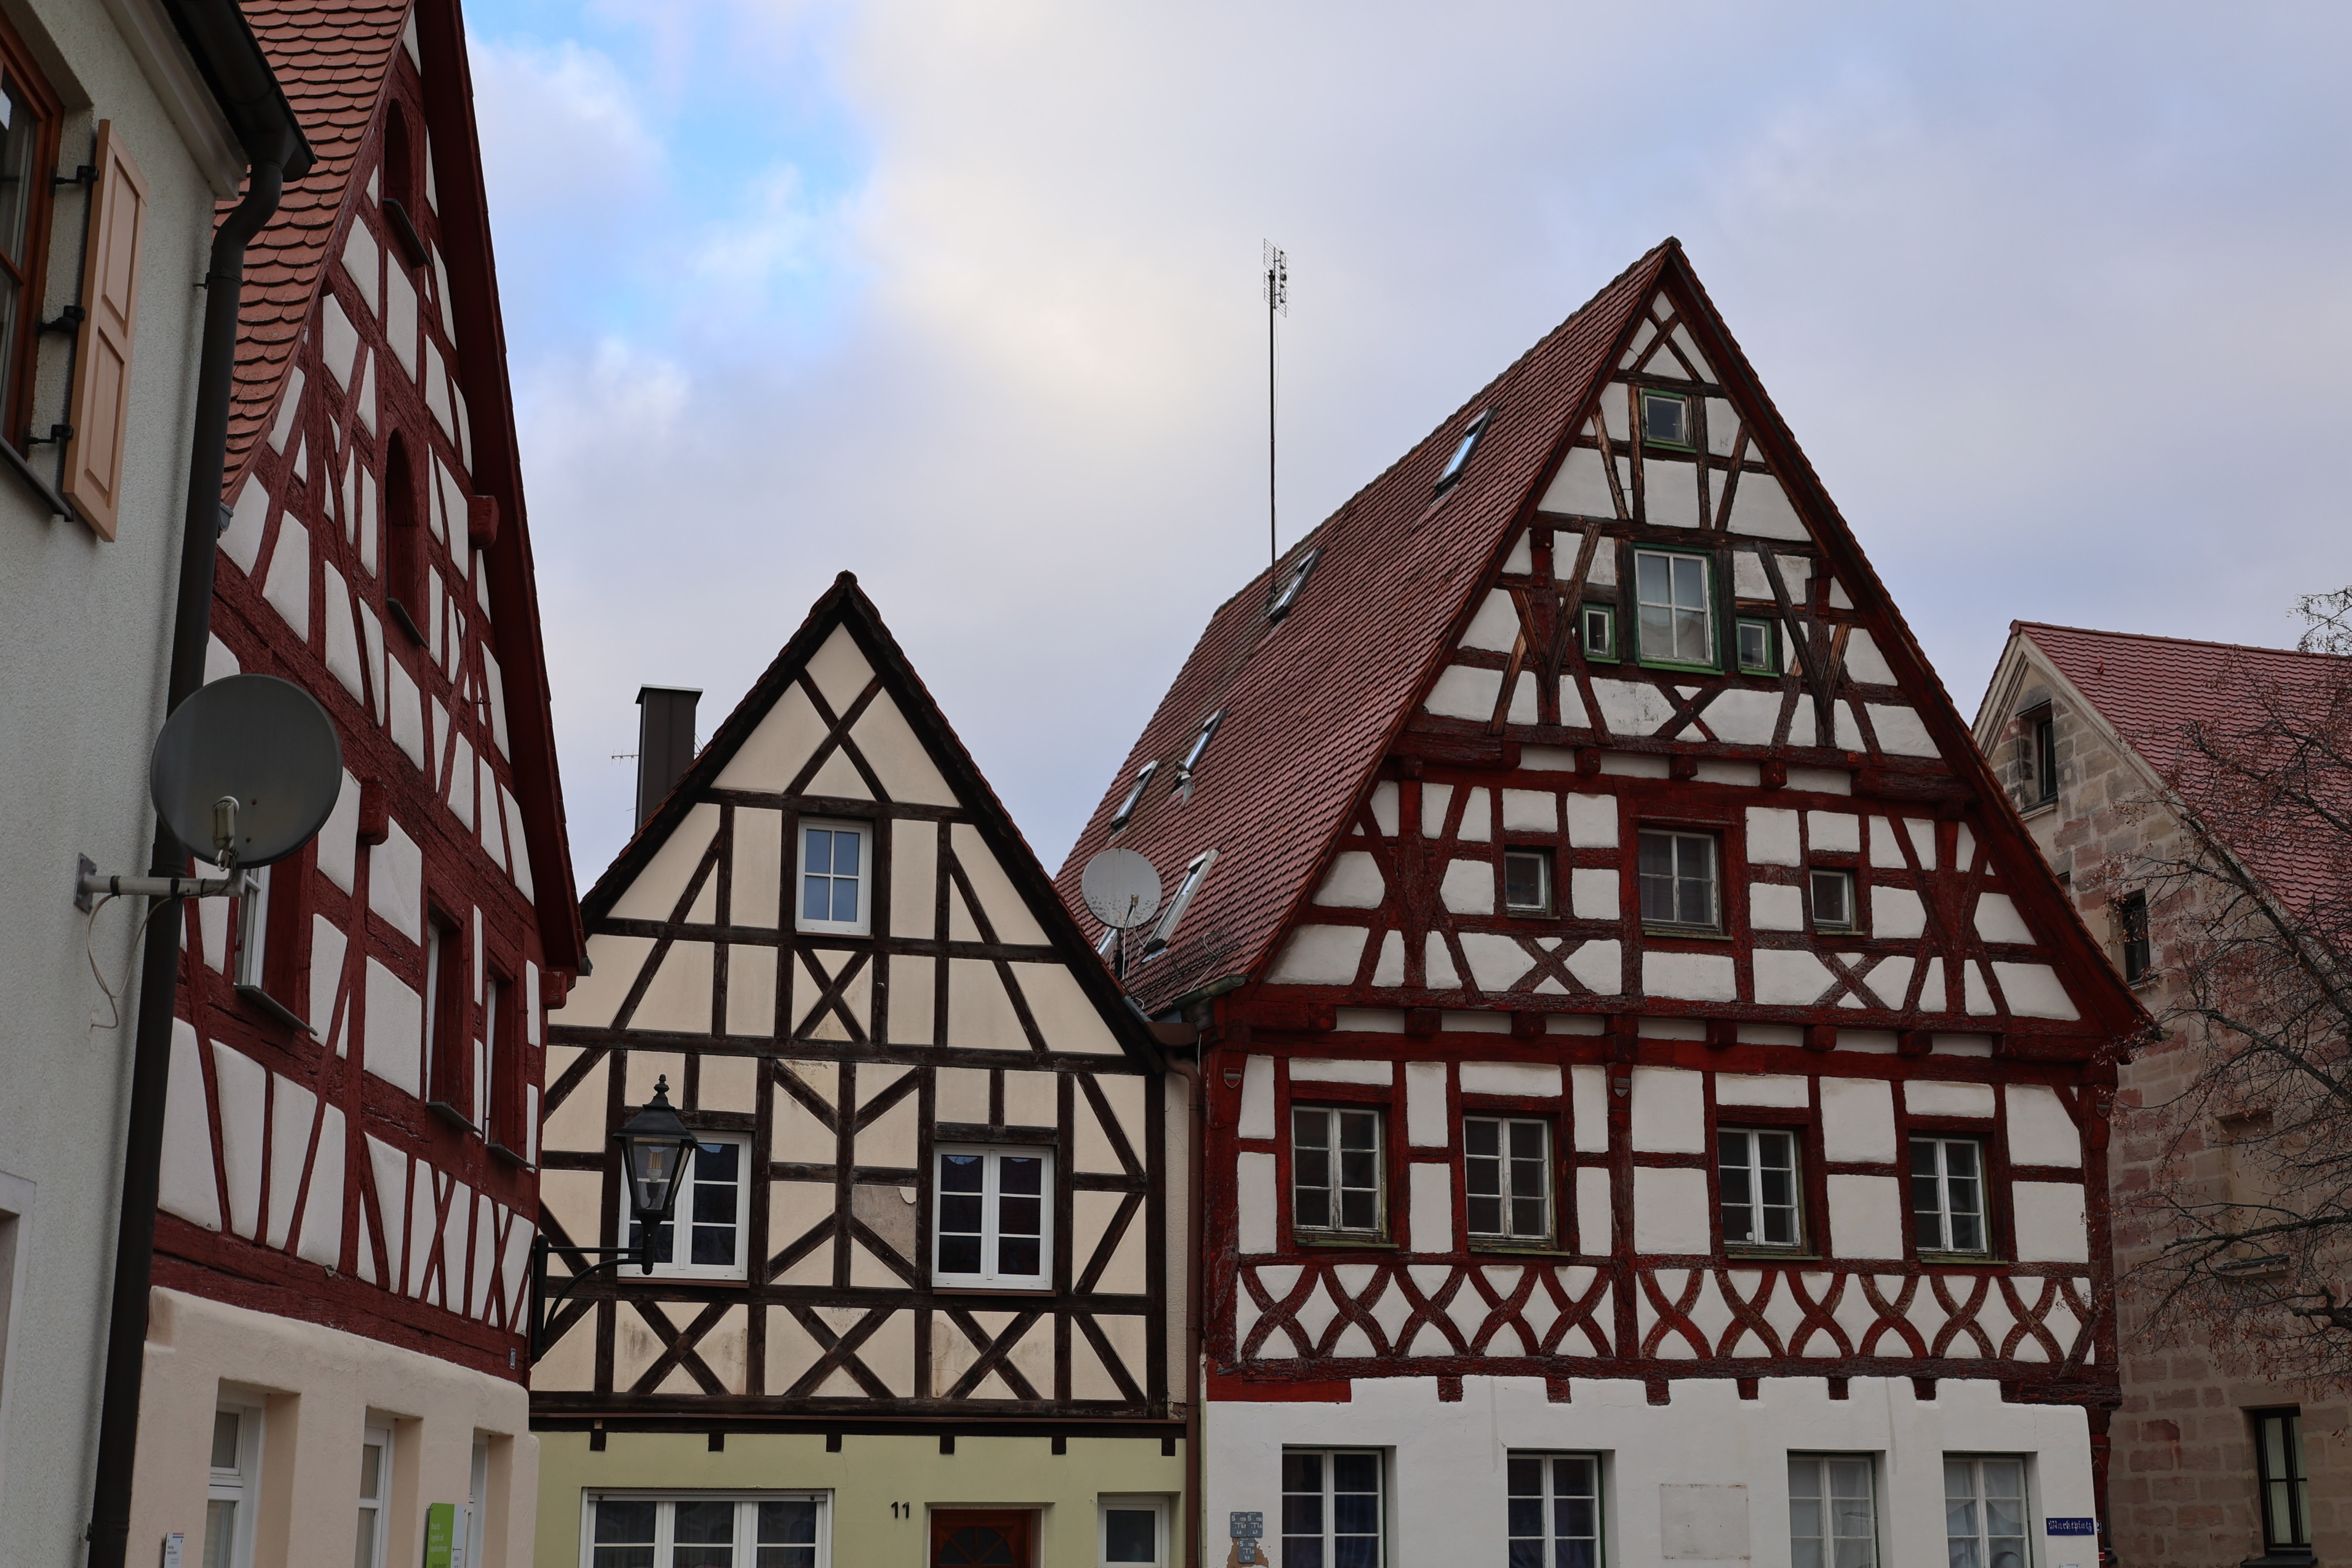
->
(528, 1235), (653, 1363)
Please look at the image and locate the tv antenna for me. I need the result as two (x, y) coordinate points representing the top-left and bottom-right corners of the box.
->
(1081, 847), (1162, 981)
(1263, 240), (1288, 601)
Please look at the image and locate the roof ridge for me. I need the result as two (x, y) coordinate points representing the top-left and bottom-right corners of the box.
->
(2019, 620), (2336, 664)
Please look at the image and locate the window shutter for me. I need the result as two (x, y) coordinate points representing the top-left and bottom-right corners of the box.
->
(62, 122), (149, 541)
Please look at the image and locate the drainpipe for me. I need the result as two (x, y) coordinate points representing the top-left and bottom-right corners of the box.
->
(85, 6), (308, 1560)
(1167, 1052), (1206, 1568)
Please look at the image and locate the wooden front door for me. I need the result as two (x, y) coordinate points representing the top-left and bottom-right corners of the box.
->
(931, 1511), (1032, 1567)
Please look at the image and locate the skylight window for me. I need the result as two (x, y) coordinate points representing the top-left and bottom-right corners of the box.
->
(1435, 410), (1492, 492)
(1268, 547), (1321, 623)
(1110, 762), (1159, 830)
(1174, 711), (1224, 783)
(1143, 850), (1216, 955)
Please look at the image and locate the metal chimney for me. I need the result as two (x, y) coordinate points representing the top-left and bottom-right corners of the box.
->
(635, 687), (701, 828)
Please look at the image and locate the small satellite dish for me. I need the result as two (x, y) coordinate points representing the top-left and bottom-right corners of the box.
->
(1082, 848), (1162, 930)
(150, 675), (343, 870)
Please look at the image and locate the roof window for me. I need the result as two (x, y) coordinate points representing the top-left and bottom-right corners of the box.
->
(1268, 547), (1321, 623)
(1435, 410), (1492, 492)
(1143, 850), (1216, 955)
(1110, 762), (1158, 831)
(1174, 711), (1224, 785)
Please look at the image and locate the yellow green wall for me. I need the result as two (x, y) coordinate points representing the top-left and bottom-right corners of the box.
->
(535, 1429), (1184, 1567)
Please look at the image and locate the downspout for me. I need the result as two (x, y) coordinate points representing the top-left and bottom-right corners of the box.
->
(1167, 1053), (1206, 1568)
(84, 112), (299, 1568)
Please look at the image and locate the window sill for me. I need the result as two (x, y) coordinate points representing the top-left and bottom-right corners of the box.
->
(427, 1099), (479, 1135)
(928, 1282), (1054, 1296)
(233, 984), (316, 1038)
(0, 437), (81, 526)
(1643, 926), (1730, 942)
(488, 1139), (532, 1170)
(386, 596), (427, 646)
(1918, 1252), (2006, 1267)
(1636, 660), (1722, 677)
(2240, 1552), (2314, 1568)
(2020, 798), (2059, 820)
(1291, 1234), (1396, 1252)
(1723, 1246), (1816, 1262)
(1469, 1241), (1572, 1258)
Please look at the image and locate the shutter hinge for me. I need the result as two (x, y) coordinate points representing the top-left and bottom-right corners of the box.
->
(39, 304), (85, 335)
(24, 423), (73, 447)
(52, 164), (95, 189)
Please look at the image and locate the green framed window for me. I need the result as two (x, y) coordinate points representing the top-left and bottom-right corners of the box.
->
(1641, 389), (1692, 448)
(1580, 602), (1617, 661)
(1635, 549), (1716, 668)
(1736, 617), (1778, 674)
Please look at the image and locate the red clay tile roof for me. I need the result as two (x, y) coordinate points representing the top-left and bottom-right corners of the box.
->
(1051, 243), (1676, 1011)
(223, 0), (409, 484)
(2020, 622), (2352, 913)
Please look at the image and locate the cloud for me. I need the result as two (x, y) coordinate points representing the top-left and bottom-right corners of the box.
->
(465, 0), (2352, 891)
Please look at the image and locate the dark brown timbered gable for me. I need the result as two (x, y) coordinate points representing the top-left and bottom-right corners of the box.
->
(1060, 240), (2149, 1566)
(533, 577), (1187, 1566)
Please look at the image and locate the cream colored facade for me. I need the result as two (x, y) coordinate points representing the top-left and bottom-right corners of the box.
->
(536, 1433), (1181, 1568)
(132, 1289), (536, 1567)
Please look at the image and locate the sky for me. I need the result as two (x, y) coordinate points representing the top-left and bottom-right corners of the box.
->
(459, 0), (2352, 892)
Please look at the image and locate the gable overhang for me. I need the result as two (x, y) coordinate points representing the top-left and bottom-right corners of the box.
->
(585, 573), (1169, 1074)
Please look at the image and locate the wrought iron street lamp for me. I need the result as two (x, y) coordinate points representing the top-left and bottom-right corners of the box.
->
(529, 1077), (701, 1362)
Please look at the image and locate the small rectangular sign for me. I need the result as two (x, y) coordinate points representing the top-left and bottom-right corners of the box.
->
(161, 1536), (184, 1568)
(423, 1502), (457, 1568)
(1229, 1511), (1264, 1540)
(2046, 1517), (2097, 1536)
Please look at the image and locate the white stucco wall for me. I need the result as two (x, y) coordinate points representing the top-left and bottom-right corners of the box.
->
(131, 1289), (537, 1568)
(1206, 1375), (2096, 1568)
(0, 2), (253, 1562)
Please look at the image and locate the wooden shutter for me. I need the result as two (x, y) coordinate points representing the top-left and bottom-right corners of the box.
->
(61, 122), (148, 541)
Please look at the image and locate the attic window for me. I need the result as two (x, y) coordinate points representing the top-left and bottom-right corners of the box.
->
(1143, 850), (1215, 955)
(1435, 411), (1492, 492)
(1110, 763), (1158, 830)
(1174, 711), (1224, 785)
(1268, 547), (1321, 623)
(1641, 390), (1690, 448)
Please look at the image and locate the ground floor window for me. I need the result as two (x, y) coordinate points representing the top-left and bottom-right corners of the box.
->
(1099, 1495), (1170, 1566)
(2253, 1407), (2312, 1556)
(1788, 1455), (1876, 1568)
(205, 1403), (262, 1568)
(1943, 1457), (2028, 1568)
(1281, 1449), (1382, 1567)
(585, 1495), (827, 1568)
(1508, 1452), (1602, 1567)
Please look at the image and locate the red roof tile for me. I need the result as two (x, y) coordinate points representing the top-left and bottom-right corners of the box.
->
(222, 0), (409, 485)
(1052, 243), (1675, 1011)
(2020, 623), (2352, 914)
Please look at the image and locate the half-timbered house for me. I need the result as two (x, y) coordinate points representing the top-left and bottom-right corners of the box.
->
(534, 576), (1186, 1568)
(131, 4), (583, 1564)
(1058, 240), (2147, 1567)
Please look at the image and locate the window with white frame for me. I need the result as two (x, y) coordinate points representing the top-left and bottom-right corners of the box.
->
(1098, 1496), (1170, 1567)
(1638, 829), (1719, 930)
(204, 1404), (262, 1568)
(1465, 1117), (1551, 1242)
(1943, 1456), (2028, 1568)
(1809, 868), (1855, 933)
(933, 1146), (1052, 1288)
(624, 1138), (750, 1279)
(796, 821), (870, 935)
(1281, 1450), (1382, 1567)
(1509, 1452), (1602, 1568)
(1788, 1455), (1877, 1568)
(1719, 1129), (1802, 1249)
(1292, 1106), (1384, 1238)
(355, 1421), (391, 1568)
(1504, 848), (1553, 915)
(1635, 549), (1715, 666)
(1911, 1137), (1989, 1256)
(584, 1495), (827, 1568)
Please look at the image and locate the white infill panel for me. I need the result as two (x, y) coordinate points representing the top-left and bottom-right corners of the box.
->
(1237, 1152), (1277, 1254)
(1269, 925), (1369, 985)
(1460, 1061), (1561, 1097)
(2005, 1085), (2081, 1166)
(159, 1022), (220, 1229)
(1291, 1058), (1392, 1085)
(1238, 1057), (1275, 1139)
(1818, 1078), (1893, 1162)
(1576, 1168), (1612, 1251)
(1907, 1081), (1994, 1118)
(850, 694), (956, 805)
(714, 681), (826, 789)
(2012, 1182), (2090, 1262)
(1826, 1175), (1902, 1258)
(1410, 1164), (1454, 1253)
(296, 1103), (346, 1267)
(1009, 962), (1121, 1053)
(1571, 1065), (1608, 1151)
(1312, 851), (1386, 908)
(1405, 1061), (1449, 1148)
(1631, 1068), (1705, 1152)
(1633, 1166), (1710, 1254)
(609, 802), (719, 921)
(363, 959), (423, 1096)
(1714, 1074), (1806, 1108)
(1459, 589), (1521, 652)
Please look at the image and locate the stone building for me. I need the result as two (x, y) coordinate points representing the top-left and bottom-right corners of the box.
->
(1976, 623), (2344, 1568)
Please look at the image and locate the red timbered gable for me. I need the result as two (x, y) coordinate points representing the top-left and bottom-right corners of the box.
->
(153, 0), (579, 1378)
(1059, 242), (2146, 1415)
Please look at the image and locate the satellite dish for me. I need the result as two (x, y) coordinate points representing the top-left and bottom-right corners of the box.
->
(1082, 848), (1162, 930)
(150, 675), (343, 870)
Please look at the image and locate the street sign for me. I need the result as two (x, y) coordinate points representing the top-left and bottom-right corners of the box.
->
(1230, 1511), (1264, 1539)
(2046, 1518), (2096, 1536)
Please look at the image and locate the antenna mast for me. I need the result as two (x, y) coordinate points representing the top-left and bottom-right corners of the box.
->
(1262, 240), (1288, 599)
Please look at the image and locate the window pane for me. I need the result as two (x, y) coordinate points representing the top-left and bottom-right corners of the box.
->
(757, 1502), (818, 1543)
(830, 879), (858, 923)
(1000, 1156), (1043, 1196)
(203, 1502), (239, 1568)
(1467, 1121), (1500, 1161)
(831, 832), (860, 876)
(212, 1412), (241, 1471)
(1506, 853), (1547, 910)
(593, 1501), (658, 1568)
(801, 875), (830, 922)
